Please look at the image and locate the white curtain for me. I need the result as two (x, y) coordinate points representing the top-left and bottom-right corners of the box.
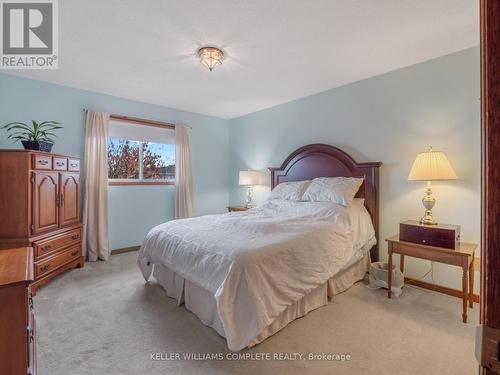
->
(82, 111), (110, 261)
(175, 125), (194, 219)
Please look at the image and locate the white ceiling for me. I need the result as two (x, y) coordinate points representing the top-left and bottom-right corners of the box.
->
(8, 0), (479, 119)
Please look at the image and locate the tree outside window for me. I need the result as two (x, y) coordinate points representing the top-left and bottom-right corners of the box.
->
(107, 138), (175, 183)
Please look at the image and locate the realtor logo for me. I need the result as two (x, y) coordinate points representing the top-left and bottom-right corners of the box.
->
(1, 0), (58, 69)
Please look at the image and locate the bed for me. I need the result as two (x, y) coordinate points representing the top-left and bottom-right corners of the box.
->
(137, 144), (381, 351)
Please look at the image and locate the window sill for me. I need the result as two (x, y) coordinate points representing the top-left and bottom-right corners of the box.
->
(109, 180), (175, 186)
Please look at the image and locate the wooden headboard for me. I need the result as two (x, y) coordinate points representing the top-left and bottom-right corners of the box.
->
(269, 144), (382, 261)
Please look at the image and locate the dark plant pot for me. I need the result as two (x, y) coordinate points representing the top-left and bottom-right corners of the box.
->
(21, 140), (54, 152)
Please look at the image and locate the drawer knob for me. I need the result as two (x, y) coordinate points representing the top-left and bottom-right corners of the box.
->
(70, 163), (78, 167)
(56, 161), (65, 166)
(40, 264), (50, 272)
(71, 234), (80, 240)
(42, 245), (51, 252)
(38, 159), (48, 165)
(71, 250), (79, 257)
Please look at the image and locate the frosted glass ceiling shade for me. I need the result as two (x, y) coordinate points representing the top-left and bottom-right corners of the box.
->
(239, 170), (261, 185)
(408, 150), (458, 181)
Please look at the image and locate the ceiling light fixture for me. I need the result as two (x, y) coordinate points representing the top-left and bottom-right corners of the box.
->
(198, 47), (224, 71)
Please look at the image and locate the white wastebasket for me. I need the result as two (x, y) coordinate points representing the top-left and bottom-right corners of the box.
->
(368, 262), (404, 297)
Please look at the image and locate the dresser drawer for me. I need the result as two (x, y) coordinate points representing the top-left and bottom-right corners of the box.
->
(35, 245), (81, 278)
(68, 158), (80, 172)
(32, 154), (52, 170)
(53, 157), (68, 171)
(33, 229), (81, 260)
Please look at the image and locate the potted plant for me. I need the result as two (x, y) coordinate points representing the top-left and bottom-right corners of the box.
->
(1, 120), (62, 152)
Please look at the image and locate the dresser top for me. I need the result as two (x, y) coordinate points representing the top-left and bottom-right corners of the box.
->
(0, 148), (80, 160)
(0, 247), (34, 287)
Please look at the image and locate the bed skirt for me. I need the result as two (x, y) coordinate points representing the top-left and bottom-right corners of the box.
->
(152, 254), (370, 349)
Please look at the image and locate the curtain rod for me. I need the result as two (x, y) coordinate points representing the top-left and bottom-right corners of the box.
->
(83, 109), (179, 129)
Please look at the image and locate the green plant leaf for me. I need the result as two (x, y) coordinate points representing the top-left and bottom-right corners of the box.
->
(7, 132), (30, 139)
(40, 131), (58, 138)
(1, 121), (28, 129)
(38, 121), (61, 127)
(6, 130), (31, 135)
(4, 124), (31, 130)
(8, 135), (29, 143)
(40, 126), (62, 132)
(3, 123), (30, 130)
(32, 121), (39, 139)
(3, 124), (34, 134)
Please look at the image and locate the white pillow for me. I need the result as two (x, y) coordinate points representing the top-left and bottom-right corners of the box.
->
(302, 177), (364, 206)
(268, 180), (311, 201)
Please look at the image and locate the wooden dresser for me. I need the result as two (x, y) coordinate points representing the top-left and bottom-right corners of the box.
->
(0, 150), (84, 295)
(0, 247), (36, 375)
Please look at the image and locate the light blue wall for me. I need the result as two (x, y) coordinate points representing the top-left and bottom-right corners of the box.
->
(228, 47), (481, 292)
(0, 73), (229, 250)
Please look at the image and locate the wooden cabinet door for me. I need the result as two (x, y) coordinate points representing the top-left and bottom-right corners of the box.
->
(59, 173), (80, 227)
(32, 172), (59, 235)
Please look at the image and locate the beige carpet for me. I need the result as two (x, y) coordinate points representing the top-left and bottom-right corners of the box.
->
(34, 252), (479, 375)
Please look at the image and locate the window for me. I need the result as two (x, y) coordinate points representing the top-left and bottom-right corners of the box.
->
(107, 118), (175, 185)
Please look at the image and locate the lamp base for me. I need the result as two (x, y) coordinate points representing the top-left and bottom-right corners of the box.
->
(420, 181), (438, 225)
(419, 211), (437, 226)
(245, 186), (253, 208)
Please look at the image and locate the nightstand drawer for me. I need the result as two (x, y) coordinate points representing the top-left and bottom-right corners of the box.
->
(400, 220), (460, 249)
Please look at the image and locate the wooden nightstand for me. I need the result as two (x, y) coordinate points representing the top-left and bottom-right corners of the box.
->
(227, 206), (249, 212)
(386, 235), (478, 323)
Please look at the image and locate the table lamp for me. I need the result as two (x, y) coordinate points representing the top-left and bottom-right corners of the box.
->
(239, 170), (261, 208)
(407, 147), (458, 225)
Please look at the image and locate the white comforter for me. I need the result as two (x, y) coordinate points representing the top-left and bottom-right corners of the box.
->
(137, 199), (375, 350)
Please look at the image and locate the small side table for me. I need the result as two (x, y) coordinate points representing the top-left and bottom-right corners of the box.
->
(386, 235), (478, 323)
(227, 206), (249, 212)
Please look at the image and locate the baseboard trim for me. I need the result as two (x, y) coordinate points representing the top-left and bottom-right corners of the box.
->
(111, 246), (140, 255)
(404, 277), (480, 303)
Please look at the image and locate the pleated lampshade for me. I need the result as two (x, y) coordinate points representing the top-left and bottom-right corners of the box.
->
(408, 149), (458, 181)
